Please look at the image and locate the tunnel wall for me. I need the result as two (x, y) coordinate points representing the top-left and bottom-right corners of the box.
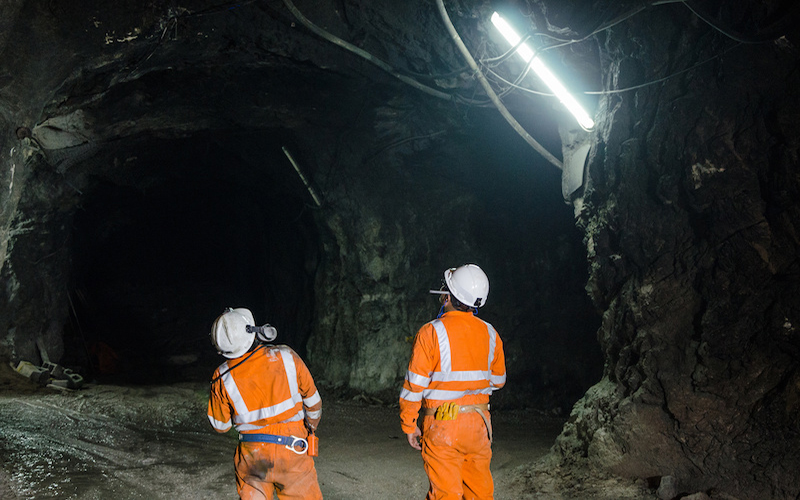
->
(552, 3), (800, 498)
(293, 106), (601, 407)
(0, 132), (76, 366)
(305, 147), (482, 396)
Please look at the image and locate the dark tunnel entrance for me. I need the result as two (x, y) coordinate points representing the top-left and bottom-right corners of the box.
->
(65, 131), (320, 384)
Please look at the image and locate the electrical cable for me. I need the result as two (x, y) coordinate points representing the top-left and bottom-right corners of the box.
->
(531, 0), (687, 47)
(490, 36), (741, 98)
(281, 0), (456, 102)
(481, 34), (534, 66)
(485, 0), (760, 100)
(365, 130), (447, 161)
(434, 0), (563, 171)
(187, 0), (258, 17)
(680, 1), (780, 44)
(484, 66), (553, 96)
(401, 65), (471, 80)
(585, 41), (742, 95)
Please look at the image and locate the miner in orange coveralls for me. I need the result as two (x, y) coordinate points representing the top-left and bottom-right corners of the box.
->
(208, 307), (323, 500)
(400, 264), (506, 500)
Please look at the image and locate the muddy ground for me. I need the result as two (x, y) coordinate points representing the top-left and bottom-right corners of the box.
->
(0, 363), (653, 499)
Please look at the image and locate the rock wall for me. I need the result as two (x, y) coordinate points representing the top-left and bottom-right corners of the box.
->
(0, 149), (76, 365)
(554, 2), (800, 497)
(305, 139), (483, 395)
(296, 95), (601, 405)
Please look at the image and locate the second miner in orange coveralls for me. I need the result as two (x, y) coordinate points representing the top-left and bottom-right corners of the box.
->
(208, 307), (323, 500)
(400, 265), (506, 500)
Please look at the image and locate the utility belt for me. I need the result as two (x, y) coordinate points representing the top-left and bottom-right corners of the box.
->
(239, 432), (319, 456)
(422, 403), (493, 443)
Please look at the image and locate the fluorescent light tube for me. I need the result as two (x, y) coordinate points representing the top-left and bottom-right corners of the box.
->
(491, 12), (595, 131)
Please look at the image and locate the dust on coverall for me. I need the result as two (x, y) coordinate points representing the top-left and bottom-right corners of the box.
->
(400, 310), (506, 500)
(208, 345), (323, 500)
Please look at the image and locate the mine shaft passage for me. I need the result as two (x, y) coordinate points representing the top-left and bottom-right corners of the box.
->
(66, 133), (320, 384)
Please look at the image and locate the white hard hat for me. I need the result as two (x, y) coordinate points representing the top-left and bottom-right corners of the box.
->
(444, 264), (489, 308)
(211, 308), (255, 358)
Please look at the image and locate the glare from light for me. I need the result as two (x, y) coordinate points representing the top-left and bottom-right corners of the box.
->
(491, 12), (595, 131)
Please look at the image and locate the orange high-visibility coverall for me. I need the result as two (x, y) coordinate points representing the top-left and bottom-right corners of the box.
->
(400, 310), (506, 500)
(208, 345), (323, 500)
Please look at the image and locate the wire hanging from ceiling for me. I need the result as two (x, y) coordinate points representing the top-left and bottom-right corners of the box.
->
(434, 0), (564, 170)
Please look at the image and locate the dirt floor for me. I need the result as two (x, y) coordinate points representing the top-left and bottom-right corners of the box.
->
(0, 362), (655, 499)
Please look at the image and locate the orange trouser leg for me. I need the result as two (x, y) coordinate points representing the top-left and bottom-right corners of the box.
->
(234, 424), (322, 500)
(421, 412), (494, 500)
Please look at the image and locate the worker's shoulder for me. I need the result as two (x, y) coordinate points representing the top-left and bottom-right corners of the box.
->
(265, 344), (304, 358)
(445, 315), (500, 336)
(440, 313), (494, 326)
(213, 359), (229, 374)
(417, 320), (439, 334)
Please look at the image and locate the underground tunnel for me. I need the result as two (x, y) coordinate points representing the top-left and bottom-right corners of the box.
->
(1, 0), (800, 499)
(66, 132), (323, 384)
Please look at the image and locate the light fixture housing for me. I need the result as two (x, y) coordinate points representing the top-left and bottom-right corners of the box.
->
(491, 12), (595, 131)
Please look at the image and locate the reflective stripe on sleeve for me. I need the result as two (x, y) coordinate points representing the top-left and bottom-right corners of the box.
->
(304, 390), (321, 408)
(405, 371), (432, 388)
(491, 373), (507, 387)
(306, 409), (322, 420)
(400, 387), (423, 402)
(208, 415), (231, 431)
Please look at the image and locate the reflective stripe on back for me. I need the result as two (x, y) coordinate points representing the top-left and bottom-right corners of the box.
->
(429, 319), (495, 397)
(233, 397), (300, 426)
(224, 347), (305, 429)
(431, 369), (490, 382)
(280, 346), (299, 396)
(431, 319), (451, 372)
(219, 360), (250, 416)
(486, 321), (497, 373)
